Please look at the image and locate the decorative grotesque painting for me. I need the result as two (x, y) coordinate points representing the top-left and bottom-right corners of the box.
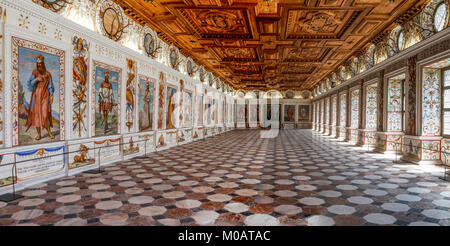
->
(158, 72), (166, 130)
(196, 94), (203, 126)
(166, 86), (177, 129)
(72, 36), (89, 138)
(12, 37), (65, 146)
(125, 59), (136, 132)
(284, 105), (295, 122)
(93, 61), (121, 136)
(183, 90), (193, 128)
(298, 105), (310, 121)
(139, 76), (155, 132)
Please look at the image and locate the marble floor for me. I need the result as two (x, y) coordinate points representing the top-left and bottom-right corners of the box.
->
(1, 129), (450, 226)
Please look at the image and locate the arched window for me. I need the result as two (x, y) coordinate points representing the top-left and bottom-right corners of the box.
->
(397, 30), (404, 51)
(434, 2), (447, 32)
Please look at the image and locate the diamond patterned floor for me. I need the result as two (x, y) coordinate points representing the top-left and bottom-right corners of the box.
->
(1, 129), (450, 226)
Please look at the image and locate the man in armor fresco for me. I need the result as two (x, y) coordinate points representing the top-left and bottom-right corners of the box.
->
(98, 71), (114, 133)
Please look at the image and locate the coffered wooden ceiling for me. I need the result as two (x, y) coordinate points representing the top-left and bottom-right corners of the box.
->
(115, 0), (427, 91)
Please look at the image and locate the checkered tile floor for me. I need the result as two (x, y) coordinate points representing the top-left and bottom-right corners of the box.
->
(1, 129), (450, 226)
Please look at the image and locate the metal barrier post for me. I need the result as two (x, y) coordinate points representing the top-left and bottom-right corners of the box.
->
(144, 139), (148, 157)
(0, 164), (23, 202)
(441, 151), (449, 181)
(85, 146), (104, 174)
(393, 142), (399, 163)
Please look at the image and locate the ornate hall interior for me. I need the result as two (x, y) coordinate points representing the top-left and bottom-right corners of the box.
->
(0, 0), (449, 227)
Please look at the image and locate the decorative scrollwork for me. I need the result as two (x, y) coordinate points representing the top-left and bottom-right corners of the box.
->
(33, 0), (72, 13)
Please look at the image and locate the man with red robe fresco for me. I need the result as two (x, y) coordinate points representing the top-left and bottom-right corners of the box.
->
(25, 54), (55, 141)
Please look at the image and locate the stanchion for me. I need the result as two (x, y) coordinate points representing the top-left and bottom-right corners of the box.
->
(0, 163), (23, 202)
(85, 146), (104, 174)
(440, 151), (449, 181)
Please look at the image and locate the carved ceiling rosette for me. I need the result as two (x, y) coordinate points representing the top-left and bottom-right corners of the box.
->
(295, 11), (343, 34)
(95, 0), (130, 42)
(197, 10), (245, 33)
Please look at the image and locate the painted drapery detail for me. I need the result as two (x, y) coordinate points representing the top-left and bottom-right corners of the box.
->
(387, 79), (403, 132)
(157, 72), (165, 130)
(138, 75), (155, 132)
(422, 68), (441, 136)
(93, 61), (121, 136)
(340, 94), (347, 127)
(350, 90), (359, 128)
(125, 59), (136, 132)
(72, 36), (89, 138)
(366, 84), (377, 130)
(11, 37), (65, 146)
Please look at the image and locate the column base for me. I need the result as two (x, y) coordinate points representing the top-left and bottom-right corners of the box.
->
(374, 132), (404, 154)
(356, 129), (377, 147)
(331, 125), (338, 138)
(338, 126), (347, 141)
(347, 128), (358, 144)
(401, 135), (443, 165)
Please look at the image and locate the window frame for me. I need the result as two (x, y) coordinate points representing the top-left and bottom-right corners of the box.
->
(397, 30), (404, 51)
(442, 66), (450, 137)
(433, 2), (447, 32)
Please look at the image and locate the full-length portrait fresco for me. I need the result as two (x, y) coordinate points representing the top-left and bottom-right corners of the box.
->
(139, 75), (155, 132)
(93, 61), (121, 136)
(183, 90), (193, 128)
(298, 105), (310, 121)
(166, 86), (177, 129)
(12, 37), (65, 146)
(284, 105), (295, 122)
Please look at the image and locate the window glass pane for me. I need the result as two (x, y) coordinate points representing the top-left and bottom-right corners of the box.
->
(397, 31), (404, 51)
(434, 3), (447, 32)
(444, 69), (450, 87)
(444, 89), (450, 109)
(444, 112), (450, 135)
